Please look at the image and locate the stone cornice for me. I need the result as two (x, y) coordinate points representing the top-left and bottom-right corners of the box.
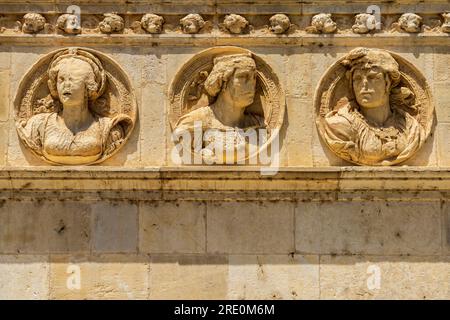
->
(1, 33), (449, 47)
(0, 167), (449, 201)
(1, 1), (449, 46)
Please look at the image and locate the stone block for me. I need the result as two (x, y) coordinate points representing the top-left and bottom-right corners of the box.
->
(207, 202), (294, 254)
(320, 255), (450, 299)
(295, 201), (442, 255)
(0, 201), (91, 254)
(92, 202), (138, 253)
(140, 201), (206, 254)
(50, 254), (149, 299)
(0, 255), (49, 300)
(228, 255), (319, 299)
(149, 255), (228, 299)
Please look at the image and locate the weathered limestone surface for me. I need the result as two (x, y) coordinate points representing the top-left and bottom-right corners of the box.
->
(0, 255), (49, 300)
(139, 201), (206, 254)
(295, 201), (442, 256)
(320, 255), (450, 300)
(0, 0), (449, 300)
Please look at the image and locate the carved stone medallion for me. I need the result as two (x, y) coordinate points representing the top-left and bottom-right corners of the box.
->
(14, 47), (137, 165)
(315, 47), (434, 166)
(169, 46), (285, 164)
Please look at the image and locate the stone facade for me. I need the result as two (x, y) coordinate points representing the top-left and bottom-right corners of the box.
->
(0, 0), (449, 299)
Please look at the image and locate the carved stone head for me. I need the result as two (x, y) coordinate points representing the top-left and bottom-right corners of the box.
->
(48, 49), (106, 108)
(310, 13), (337, 33)
(342, 48), (400, 109)
(56, 14), (81, 34)
(99, 13), (124, 34)
(269, 14), (291, 34)
(223, 14), (249, 34)
(204, 53), (257, 108)
(22, 13), (46, 34)
(398, 13), (422, 33)
(352, 13), (377, 34)
(180, 14), (205, 34)
(141, 13), (165, 34)
(442, 13), (450, 33)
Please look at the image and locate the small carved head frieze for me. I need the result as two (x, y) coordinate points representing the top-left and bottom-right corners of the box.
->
(21, 13), (46, 34)
(180, 14), (205, 34)
(307, 13), (337, 34)
(269, 14), (291, 34)
(99, 13), (124, 34)
(223, 14), (249, 34)
(397, 13), (422, 33)
(141, 13), (165, 34)
(442, 13), (450, 33)
(56, 14), (81, 34)
(352, 13), (377, 34)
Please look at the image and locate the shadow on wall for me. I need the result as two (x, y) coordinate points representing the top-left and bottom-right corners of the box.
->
(0, 199), (447, 263)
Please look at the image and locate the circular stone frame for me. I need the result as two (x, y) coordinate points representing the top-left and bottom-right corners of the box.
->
(314, 49), (434, 166)
(168, 46), (285, 163)
(14, 47), (138, 165)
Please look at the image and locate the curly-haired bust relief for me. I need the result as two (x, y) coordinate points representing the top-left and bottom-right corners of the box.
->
(175, 53), (264, 134)
(16, 48), (135, 165)
(169, 47), (285, 164)
(317, 48), (433, 166)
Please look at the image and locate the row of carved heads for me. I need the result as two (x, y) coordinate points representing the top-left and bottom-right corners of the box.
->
(307, 12), (449, 34)
(17, 12), (450, 35)
(19, 12), (278, 35)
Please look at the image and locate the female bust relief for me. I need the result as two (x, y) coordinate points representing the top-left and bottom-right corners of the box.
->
(320, 48), (427, 165)
(175, 53), (264, 132)
(174, 53), (266, 162)
(16, 48), (133, 165)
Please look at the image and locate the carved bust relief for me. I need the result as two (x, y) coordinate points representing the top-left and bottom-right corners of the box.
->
(14, 47), (137, 165)
(169, 46), (285, 163)
(315, 47), (434, 166)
